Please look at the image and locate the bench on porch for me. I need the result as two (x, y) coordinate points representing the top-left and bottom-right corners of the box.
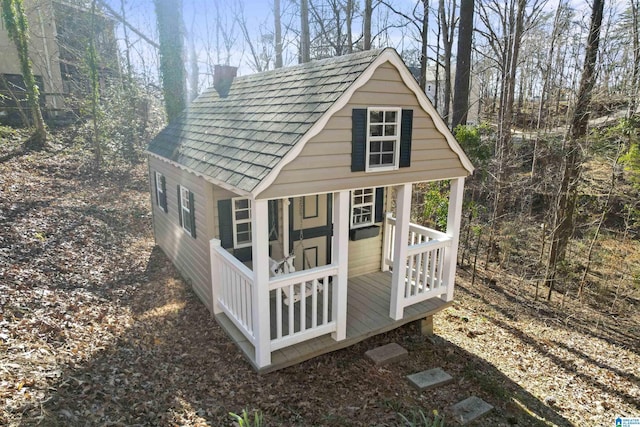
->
(269, 254), (324, 305)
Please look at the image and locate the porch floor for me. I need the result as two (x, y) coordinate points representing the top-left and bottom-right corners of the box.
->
(215, 270), (451, 373)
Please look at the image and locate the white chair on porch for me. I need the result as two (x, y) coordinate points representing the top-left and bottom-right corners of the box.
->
(269, 254), (324, 305)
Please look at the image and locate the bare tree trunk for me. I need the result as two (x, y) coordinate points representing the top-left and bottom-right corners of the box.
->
(154, 0), (186, 122)
(452, 0), (474, 129)
(300, 0), (311, 62)
(629, 0), (639, 116)
(438, 0), (456, 126)
(536, 0), (566, 130)
(275, 0), (283, 68)
(120, 0), (133, 78)
(345, 0), (353, 53)
(544, 0), (605, 301)
(88, 0), (102, 167)
(420, 0), (429, 92)
(363, 0), (372, 50)
(188, 17), (199, 100)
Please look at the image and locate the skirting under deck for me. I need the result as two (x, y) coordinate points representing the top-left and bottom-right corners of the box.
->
(214, 270), (451, 373)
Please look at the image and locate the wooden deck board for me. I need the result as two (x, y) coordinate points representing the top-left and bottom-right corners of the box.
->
(214, 270), (451, 373)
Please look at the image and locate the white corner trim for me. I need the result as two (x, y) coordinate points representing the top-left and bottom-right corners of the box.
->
(146, 151), (252, 197)
(252, 48), (474, 199)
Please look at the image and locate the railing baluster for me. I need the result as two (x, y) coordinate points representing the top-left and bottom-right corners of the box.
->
(311, 279), (318, 328)
(276, 288), (282, 339)
(323, 276), (329, 323)
(288, 284), (295, 334)
(421, 249), (429, 291)
(300, 283), (306, 332)
(437, 247), (445, 288)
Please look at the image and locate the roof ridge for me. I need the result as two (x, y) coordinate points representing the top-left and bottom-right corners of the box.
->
(233, 48), (386, 81)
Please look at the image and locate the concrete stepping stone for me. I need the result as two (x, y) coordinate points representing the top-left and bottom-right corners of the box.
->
(406, 367), (453, 390)
(450, 396), (493, 425)
(365, 343), (408, 366)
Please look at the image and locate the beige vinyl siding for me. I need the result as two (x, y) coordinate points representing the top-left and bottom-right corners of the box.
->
(260, 61), (468, 200)
(149, 156), (215, 310)
(348, 186), (387, 277)
(348, 228), (383, 277)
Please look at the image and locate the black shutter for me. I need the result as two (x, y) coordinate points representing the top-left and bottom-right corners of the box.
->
(160, 175), (167, 212)
(399, 109), (413, 168)
(217, 199), (233, 249)
(375, 187), (384, 223)
(177, 185), (183, 226)
(154, 172), (159, 206)
(351, 108), (367, 172)
(189, 191), (196, 238)
(268, 199), (279, 241)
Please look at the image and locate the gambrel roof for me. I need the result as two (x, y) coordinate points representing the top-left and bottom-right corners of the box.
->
(148, 48), (473, 197)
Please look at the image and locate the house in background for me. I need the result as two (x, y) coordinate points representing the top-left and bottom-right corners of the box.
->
(0, 0), (117, 123)
(0, 0), (63, 122)
(147, 48), (474, 372)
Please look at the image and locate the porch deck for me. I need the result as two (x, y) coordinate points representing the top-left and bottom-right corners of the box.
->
(215, 270), (451, 373)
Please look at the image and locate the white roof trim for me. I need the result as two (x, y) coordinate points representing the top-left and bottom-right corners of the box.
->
(146, 151), (251, 197)
(253, 48), (474, 198)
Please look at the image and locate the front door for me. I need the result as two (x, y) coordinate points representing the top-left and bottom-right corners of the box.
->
(289, 194), (332, 271)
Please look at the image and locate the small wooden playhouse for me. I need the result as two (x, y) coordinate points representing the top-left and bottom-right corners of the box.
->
(147, 48), (474, 372)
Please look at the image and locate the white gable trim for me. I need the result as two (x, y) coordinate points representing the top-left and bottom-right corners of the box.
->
(146, 151), (252, 197)
(253, 48), (474, 199)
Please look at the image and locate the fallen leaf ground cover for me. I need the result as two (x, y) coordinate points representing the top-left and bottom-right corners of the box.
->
(1, 132), (638, 426)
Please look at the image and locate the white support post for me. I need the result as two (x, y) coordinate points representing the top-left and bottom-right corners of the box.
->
(381, 211), (391, 272)
(282, 198), (290, 256)
(251, 199), (271, 368)
(210, 238), (222, 315)
(443, 177), (465, 302)
(332, 190), (350, 341)
(390, 183), (412, 320)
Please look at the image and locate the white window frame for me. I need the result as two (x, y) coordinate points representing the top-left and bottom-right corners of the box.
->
(365, 107), (401, 172)
(232, 197), (252, 249)
(155, 171), (166, 211)
(350, 188), (376, 229)
(179, 185), (193, 236)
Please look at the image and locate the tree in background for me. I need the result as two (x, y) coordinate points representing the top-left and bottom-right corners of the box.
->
(274, 0), (283, 67)
(1, 0), (47, 149)
(87, 0), (102, 167)
(451, 0), (473, 129)
(544, 0), (605, 301)
(154, 0), (186, 122)
(300, 0), (311, 62)
(437, 0), (456, 126)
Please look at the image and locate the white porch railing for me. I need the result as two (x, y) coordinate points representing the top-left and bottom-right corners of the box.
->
(211, 241), (256, 345)
(384, 213), (452, 312)
(212, 238), (339, 357)
(269, 264), (338, 351)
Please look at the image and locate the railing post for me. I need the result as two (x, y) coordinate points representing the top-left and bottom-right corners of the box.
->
(381, 212), (392, 272)
(390, 183), (412, 320)
(443, 177), (465, 302)
(332, 190), (350, 341)
(252, 199), (271, 368)
(210, 238), (222, 315)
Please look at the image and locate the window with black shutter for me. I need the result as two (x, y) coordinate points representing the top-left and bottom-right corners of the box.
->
(351, 108), (413, 172)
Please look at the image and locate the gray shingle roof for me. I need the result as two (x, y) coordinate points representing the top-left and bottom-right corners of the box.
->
(148, 49), (385, 193)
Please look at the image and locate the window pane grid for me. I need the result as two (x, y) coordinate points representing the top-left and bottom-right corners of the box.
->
(232, 198), (252, 248)
(367, 108), (400, 169)
(351, 188), (375, 228)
